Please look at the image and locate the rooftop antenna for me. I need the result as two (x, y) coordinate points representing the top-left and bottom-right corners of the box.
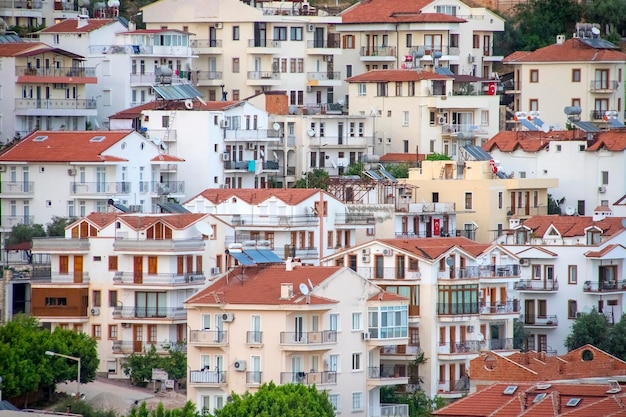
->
(308, 278), (314, 290)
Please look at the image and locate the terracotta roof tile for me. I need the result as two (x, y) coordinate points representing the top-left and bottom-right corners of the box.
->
(81, 212), (207, 230)
(483, 130), (579, 153)
(584, 244), (625, 258)
(586, 131), (626, 151)
(346, 69), (449, 83)
(39, 18), (117, 33)
(342, 0), (465, 24)
(504, 38), (626, 63)
(0, 130), (135, 162)
(0, 42), (48, 57)
(367, 289), (410, 302)
(380, 153), (425, 163)
(151, 154), (185, 162)
(109, 100), (240, 119)
(188, 188), (323, 206)
(520, 215), (625, 238)
(378, 237), (490, 260)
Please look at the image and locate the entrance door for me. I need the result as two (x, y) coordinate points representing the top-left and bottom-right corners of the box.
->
(524, 300), (535, 324)
(73, 255), (83, 283)
(133, 325), (143, 352)
(133, 256), (143, 284)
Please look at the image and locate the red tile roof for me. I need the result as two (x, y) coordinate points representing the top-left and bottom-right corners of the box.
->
(504, 38), (626, 63)
(186, 265), (343, 305)
(188, 188), (323, 206)
(151, 154), (185, 162)
(81, 212), (208, 230)
(347, 69), (449, 83)
(0, 42), (48, 57)
(39, 18), (117, 33)
(378, 237), (490, 260)
(520, 215), (625, 238)
(121, 29), (190, 35)
(483, 130), (579, 153)
(584, 244), (625, 258)
(0, 131), (136, 163)
(342, 0), (465, 24)
(586, 130), (626, 151)
(380, 153), (425, 163)
(108, 100), (240, 119)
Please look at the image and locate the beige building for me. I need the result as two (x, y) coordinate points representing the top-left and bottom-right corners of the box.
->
(184, 262), (409, 416)
(406, 159), (558, 243)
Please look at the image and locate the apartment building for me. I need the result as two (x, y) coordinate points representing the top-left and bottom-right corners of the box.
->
(503, 28), (626, 128)
(497, 208), (626, 355)
(406, 159), (558, 243)
(0, 130), (183, 249)
(322, 237), (520, 398)
(0, 0), (79, 29)
(185, 261), (409, 416)
(140, 0), (342, 107)
(485, 129), (626, 217)
(183, 188), (373, 264)
(0, 41), (98, 138)
(335, 0), (505, 101)
(346, 69), (500, 158)
(29, 211), (224, 376)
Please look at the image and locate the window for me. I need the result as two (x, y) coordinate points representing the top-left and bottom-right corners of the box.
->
(395, 82), (402, 97)
(529, 99), (538, 111)
(464, 192), (472, 210)
(329, 313), (339, 331)
(572, 98), (581, 109)
(351, 353), (362, 370)
(273, 26), (287, 41)
(351, 392), (363, 411)
(572, 68), (581, 82)
(530, 70), (539, 83)
(357, 83), (366, 96)
(472, 34), (479, 48)
(601, 171), (609, 185)
(346, 64), (352, 78)
(290, 26), (303, 41)
(424, 34), (442, 53)
(92, 290), (101, 307)
(328, 394), (340, 412)
(498, 192), (503, 209)
(232, 26), (239, 40)
(537, 300), (547, 318)
(568, 300), (578, 319)
(351, 312), (362, 330)
(109, 290), (117, 307)
(450, 33), (459, 47)
(109, 255), (118, 271)
(376, 82), (388, 96)
(437, 285), (479, 315)
(109, 325), (118, 340)
(568, 265), (577, 284)
(343, 35), (355, 49)
(406, 33), (412, 47)
(93, 324), (101, 339)
(232, 58), (240, 73)
(577, 200), (585, 216)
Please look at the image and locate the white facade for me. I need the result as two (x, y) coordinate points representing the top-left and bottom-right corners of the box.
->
(0, 0), (79, 29)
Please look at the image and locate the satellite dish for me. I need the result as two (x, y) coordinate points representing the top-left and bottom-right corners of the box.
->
(565, 206), (576, 216)
(273, 122), (280, 131)
(195, 222), (213, 237)
(152, 137), (162, 146)
(337, 98), (345, 106)
(93, 119), (100, 129)
(541, 124), (550, 133)
(307, 129), (315, 137)
(299, 283), (310, 295)
(160, 142), (168, 151)
(621, 219), (626, 228)
(446, 256), (454, 267)
(477, 332), (485, 342)
(591, 27), (600, 35)
(184, 99), (194, 110)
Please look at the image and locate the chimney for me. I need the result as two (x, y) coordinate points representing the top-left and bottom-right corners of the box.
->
(280, 283), (293, 300)
(556, 35), (565, 45)
(592, 206), (611, 222)
(509, 214), (520, 229)
(77, 15), (89, 29)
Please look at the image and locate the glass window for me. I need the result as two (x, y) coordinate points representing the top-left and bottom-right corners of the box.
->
(568, 265), (577, 284)
(351, 392), (363, 411)
(351, 312), (361, 330)
(572, 68), (581, 82)
(290, 27), (302, 41)
(351, 353), (361, 370)
(232, 26), (240, 40)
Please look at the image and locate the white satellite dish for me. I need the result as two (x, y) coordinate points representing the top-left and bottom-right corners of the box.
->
(476, 332), (485, 342)
(565, 206), (576, 216)
(184, 99), (194, 110)
(195, 222), (213, 237)
(591, 27), (600, 35)
(621, 219), (626, 228)
(299, 283), (310, 295)
(307, 129), (315, 137)
(273, 122), (280, 131)
(152, 137), (162, 146)
(541, 124), (550, 133)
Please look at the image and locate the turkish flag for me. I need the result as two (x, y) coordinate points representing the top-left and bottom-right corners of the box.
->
(488, 83), (496, 95)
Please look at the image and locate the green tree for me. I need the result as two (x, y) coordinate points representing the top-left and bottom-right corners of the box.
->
(7, 223), (46, 245)
(47, 216), (76, 237)
(161, 342), (188, 380)
(513, 318), (531, 350)
(605, 313), (626, 360)
(584, 0), (626, 40)
(129, 401), (200, 417)
(212, 382), (334, 417)
(380, 386), (442, 417)
(425, 153), (451, 161)
(344, 161), (365, 177)
(293, 169), (330, 190)
(384, 163), (409, 179)
(122, 345), (164, 387)
(565, 308), (610, 351)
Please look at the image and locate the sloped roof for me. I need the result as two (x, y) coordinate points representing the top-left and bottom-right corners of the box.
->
(341, 0), (465, 24)
(504, 38), (626, 63)
(80, 212), (207, 230)
(151, 154), (185, 162)
(380, 153), (425, 163)
(347, 69), (449, 83)
(188, 188), (323, 206)
(0, 131), (135, 163)
(39, 18), (117, 33)
(520, 216), (625, 238)
(586, 131), (626, 151)
(378, 237), (490, 260)
(483, 130), (579, 153)
(108, 100), (240, 119)
(0, 42), (49, 57)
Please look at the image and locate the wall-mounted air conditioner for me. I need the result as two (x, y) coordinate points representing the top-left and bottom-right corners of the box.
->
(383, 249), (393, 256)
(222, 312), (235, 322)
(362, 255), (370, 263)
(90, 307), (100, 316)
(247, 142), (256, 150)
(598, 186), (606, 193)
(68, 168), (77, 176)
(215, 22), (223, 29)
(220, 119), (229, 128)
(220, 153), (231, 161)
(233, 360), (246, 371)
(307, 24), (315, 32)
(361, 248), (370, 255)
(519, 258), (530, 266)
(362, 332), (371, 340)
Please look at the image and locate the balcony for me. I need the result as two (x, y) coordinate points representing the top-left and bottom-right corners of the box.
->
(355, 267), (421, 280)
(30, 272), (90, 285)
(335, 213), (377, 226)
(437, 340), (481, 355)
(0, 0), (43, 9)
(223, 160), (254, 171)
(0, 181), (34, 195)
(68, 181), (130, 196)
(246, 39), (281, 53)
(437, 302), (479, 317)
(112, 340), (174, 354)
(590, 79), (618, 92)
(246, 371), (262, 385)
(262, 161), (279, 171)
(367, 366), (409, 386)
(223, 128), (281, 141)
(305, 40), (341, 55)
(230, 214), (318, 227)
(129, 72), (156, 85)
(514, 279), (559, 292)
(369, 404), (409, 417)
(32, 237), (90, 252)
(381, 344), (422, 358)
(17, 66), (96, 81)
(484, 338), (515, 351)
(359, 46), (397, 61)
(190, 39), (223, 54)
(408, 45), (460, 58)
(189, 370), (227, 385)
(442, 124), (490, 136)
(306, 71), (342, 87)
(246, 331), (263, 345)
(520, 314), (558, 327)
(188, 330), (228, 345)
(247, 71), (281, 86)
(15, 99), (97, 113)
(583, 279), (626, 293)
(112, 237), (204, 252)
(112, 306), (186, 320)
(479, 300), (520, 315)
(280, 371), (337, 385)
(506, 205), (548, 217)
(280, 330), (337, 349)
(195, 71), (223, 86)
(113, 272), (206, 286)
(150, 181), (185, 195)
(439, 264), (521, 280)
(437, 378), (469, 398)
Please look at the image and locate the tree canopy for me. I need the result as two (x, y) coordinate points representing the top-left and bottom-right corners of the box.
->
(292, 169), (330, 190)
(122, 343), (187, 387)
(6, 223), (46, 245)
(565, 308), (610, 352)
(212, 382), (334, 417)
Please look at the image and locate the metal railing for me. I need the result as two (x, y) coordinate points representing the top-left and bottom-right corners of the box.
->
(230, 214), (318, 227)
(280, 371), (337, 385)
(32, 237), (89, 251)
(306, 71), (341, 81)
(112, 341), (174, 354)
(246, 371), (262, 384)
(0, 0), (42, 8)
(590, 80), (618, 91)
(15, 98), (96, 110)
(485, 338), (514, 350)
(17, 66), (96, 77)
(355, 267), (421, 280)
(246, 331), (263, 344)
(335, 213), (377, 225)
(247, 71), (280, 80)
(408, 45), (459, 56)
(189, 330), (228, 344)
(150, 181), (185, 194)
(367, 366), (407, 379)
(438, 264), (520, 279)
(69, 182), (130, 195)
(438, 340), (481, 354)
(306, 40), (340, 49)
(195, 71), (223, 81)
(30, 272), (90, 284)
(442, 124), (489, 134)
(506, 205), (548, 216)
(520, 314), (558, 326)
(514, 279), (559, 291)
(369, 404), (409, 417)
(112, 306), (186, 319)
(1, 215), (35, 228)
(437, 302), (479, 315)
(359, 46), (397, 57)
(280, 330), (337, 345)
(0, 181), (34, 194)
(479, 300), (520, 314)
(113, 272), (205, 285)
(190, 39), (223, 48)
(247, 39), (281, 48)
(583, 280), (626, 292)
(189, 370), (227, 384)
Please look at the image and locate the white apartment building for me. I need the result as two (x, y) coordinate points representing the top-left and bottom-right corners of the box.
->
(322, 237), (520, 398)
(497, 208), (626, 355)
(335, 0), (505, 102)
(346, 69), (500, 158)
(28, 211), (227, 376)
(485, 130), (626, 217)
(0, 41), (98, 138)
(183, 188), (372, 264)
(0, 130), (184, 246)
(141, 0), (342, 107)
(0, 0), (78, 29)
(503, 29), (626, 128)
(185, 262), (409, 416)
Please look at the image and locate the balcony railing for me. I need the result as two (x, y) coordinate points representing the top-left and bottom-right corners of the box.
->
(355, 267), (421, 280)
(0, 181), (34, 194)
(247, 71), (280, 80)
(306, 40), (340, 49)
(195, 71), (223, 81)
(150, 181), (185, 194)
(246, 331), (263, 344)
(514, 279), (559, 291)
(583, 280), (626, 292)
(15, 98), (96, 110)
(112, 306), (186, 319)
(438, 340), (481, 354)
(246, 371), (262, 384)
(335, 213), (377, 225)
(279, 371), (337, 385)
(590, 80), (618, 91)
(280, 330), (337, 345)
(189, 370), (227, 384)
(367, 366), (407, 379)
(437, 302), (479, 315)
(112, 340), (174, 354)
(17, 66), (96, 77)
(189, 330), (228, 344)
(0, 215), (34, 229)
(442, 124), (489, 135)
(479, 300), (520, 314)
(438, 264), (520, 280)
(520, 314), (558, 326)
(359, 46), (397, 57)
(0, 0), (43, 9)
(485, 338), (514, 350)
(113, 272), (205, 285)
(409, 45), (459, 56)
(306, 71), (341, 81)
(69, 182), (130, 195)
(506, 205), (548, 216)
(369, 404), (409, 417)
(190, 39), (223, 49)
(247, 39), (281, 48)
(230, 214), (318, 227)
(262, 161), (280, 170)
(30, 272), (90, 284)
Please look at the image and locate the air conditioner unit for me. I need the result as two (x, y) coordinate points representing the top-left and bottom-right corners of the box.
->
(306, 85), (313, 93)
(222, 312), (235, 322)
(437, 115), (446, 125)
(122, 323), (132, 328)
(519, 258), (530, 266)
(362, 332), (371, 340)
(220, 153), (231, 161)
(576, 312), (583, 318)
(186, 275), (195, 282)
(468, 54), (475, 63)
(129, 204), (142, 213)
(383, 249), (393, 256)
(215, 22), (223, 29)
(361, 248), (370, 255)
(210, 267), (220, 275)
(362, 255), (370, 263)
(598, 186), (606, 193)
(307, 24), (315, 32)
(467, 325), (475, 333)
(233, 360), (246, 371)
(220, 119), (229, 128)
(247, 142), (256, 150)
(0, 166), (6, 173)
(68, 168), (77, 176)
(90, 307), (100, 316)
(323, 55), (332, 62)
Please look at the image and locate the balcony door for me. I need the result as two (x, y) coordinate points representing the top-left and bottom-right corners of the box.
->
(294, 316), (304, 342)
(73, 255), (83, 283)
(133, 256), (143, 284)
(524, 300), (535, 324)
(133, 325), (143, 352)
